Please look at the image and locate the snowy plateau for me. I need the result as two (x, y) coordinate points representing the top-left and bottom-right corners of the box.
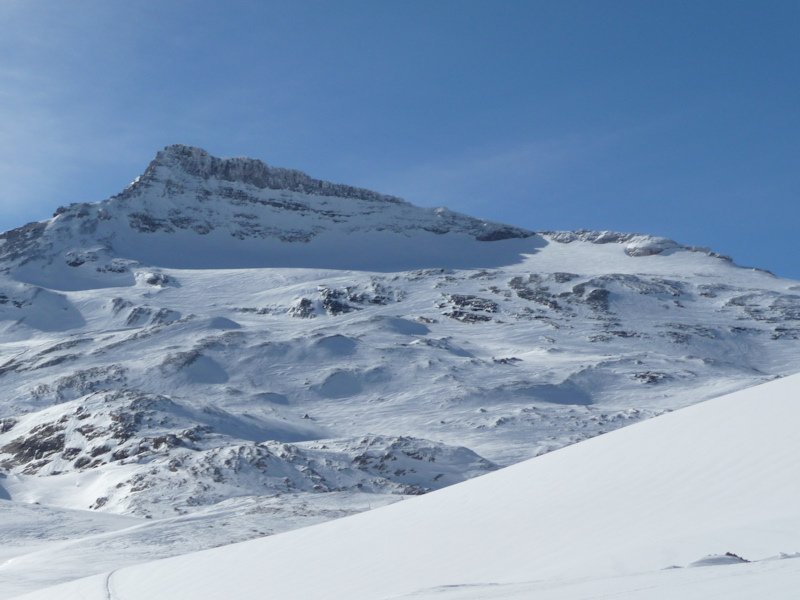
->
(2, 144), (800, 598)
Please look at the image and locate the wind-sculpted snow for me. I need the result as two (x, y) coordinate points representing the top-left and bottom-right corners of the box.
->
(2, 145), (800, 597)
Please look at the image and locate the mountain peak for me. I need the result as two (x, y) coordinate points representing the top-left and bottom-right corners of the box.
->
(136, 144), (406, 205)
(0, 145), (536, 284)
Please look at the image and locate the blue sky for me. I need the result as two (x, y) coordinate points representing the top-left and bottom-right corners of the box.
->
(1, 1), (798, 278)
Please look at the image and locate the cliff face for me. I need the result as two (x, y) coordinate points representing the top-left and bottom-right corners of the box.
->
(136, 144), (408, 203)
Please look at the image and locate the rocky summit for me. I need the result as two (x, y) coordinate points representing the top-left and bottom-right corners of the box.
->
(2, 145), (800, 594)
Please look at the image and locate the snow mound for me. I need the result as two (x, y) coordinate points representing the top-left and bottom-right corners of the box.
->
(688, 552), (750, 567)
(207, 316), (241, 330)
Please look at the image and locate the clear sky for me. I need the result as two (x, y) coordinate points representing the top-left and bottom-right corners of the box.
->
(1, 1), (798, 278)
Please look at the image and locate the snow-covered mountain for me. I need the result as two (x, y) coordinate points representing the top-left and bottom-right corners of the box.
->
(1, 144), (533, 289)
(2, 145), (800, 596)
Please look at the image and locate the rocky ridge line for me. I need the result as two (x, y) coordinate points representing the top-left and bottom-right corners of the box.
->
(123, 144), (407, 205)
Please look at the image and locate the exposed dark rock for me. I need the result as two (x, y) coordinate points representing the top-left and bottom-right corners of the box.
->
(30, 365), (128, 404)
(586, 274), (682, 298)
(589, 329), (644, 342)
(632, 372), (670, 384)
(129, 213), (175, 234)
(22, 459), (52, 475)
(61, 447), (82, 460)
(0, 418), (18, 434)
(146, 144), (407, 205)
(369, 282), (394, 304)
(0, 221), (48, 265)
(517, 288), (561, 310)
(152, 308), (181, 325)
(585, 289), (611, 312)
(542, 230), (638, 245)
(508, 276), (563, 310)
(160, 350), (201, 373)
(95, 260), (129, 274)
(444, 310), (493, 323)
(126, 307), (153, 327)
(772, 327), (800, 340)
(111, 298), (133, 315)
(447, 294), (499, 313)
(90, 444), (112, 457)
(66, 256), (85, 267)
(33, 354), (82, 370)
(74, 456), (92, 469)
(493, 357), (522, 365)
(1, 426), (66, 463)
(415, 316), (438, 324)
(662, 331), (691, 344)
(35, 339), (94, 357)
(475, 226), (533, 242)
(76, 424), (105, 440)
(604, 330), (642, 338)
(661, 323), (718, 339)
(320, 288), (358, 316)
(145, 273), (172, 287)
(92, 497), (109, 509)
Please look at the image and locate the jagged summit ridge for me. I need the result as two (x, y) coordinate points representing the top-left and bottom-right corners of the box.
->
(1, 145), (537, 281)
(131, 144), (407, 205)
(114, 144), (534, 244)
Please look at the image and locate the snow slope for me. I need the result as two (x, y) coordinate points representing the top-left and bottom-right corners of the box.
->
(3, 145), (800, 595)
(16, 371), (800, 600)
(0, 491), (398, 599)
(3, 237), (799, 518)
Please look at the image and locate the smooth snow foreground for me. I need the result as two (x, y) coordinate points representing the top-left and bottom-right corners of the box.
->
(16, 373), (800, 600)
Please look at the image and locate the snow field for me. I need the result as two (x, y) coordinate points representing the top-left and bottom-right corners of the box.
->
(15, 372), (800, 599)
